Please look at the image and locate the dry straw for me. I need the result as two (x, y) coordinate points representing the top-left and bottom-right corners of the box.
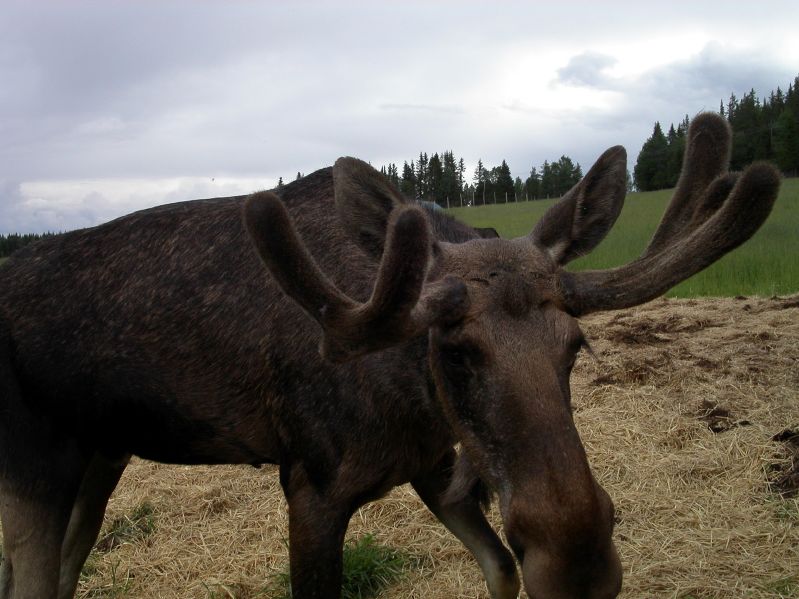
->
(3, 297), (797, 598)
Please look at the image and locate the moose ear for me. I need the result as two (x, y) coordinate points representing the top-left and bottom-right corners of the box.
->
(334, 157), (409, 259)
(530, 146), (627, 265)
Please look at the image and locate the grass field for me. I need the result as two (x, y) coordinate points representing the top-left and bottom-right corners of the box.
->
(448, 177), (799, 298)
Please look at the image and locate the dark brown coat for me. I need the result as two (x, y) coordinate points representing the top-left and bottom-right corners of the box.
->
(0, 113), (780, 599)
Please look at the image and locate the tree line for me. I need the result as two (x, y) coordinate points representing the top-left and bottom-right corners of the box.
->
(634, 74), (799, 191)
(379, 151), (583, 208)
(0, 233), (55, 258)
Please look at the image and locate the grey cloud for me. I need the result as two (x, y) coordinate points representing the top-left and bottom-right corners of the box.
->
(639, 42), (791, 111)
(2, 2), (798, 233)
(546, 42), (798, 171)
(379, 104), (465, 115)
(556, 52), (618, 88)
(0, 179), (86, 234)
(0, 2), (489, 184)
(0, 180), (26, 234)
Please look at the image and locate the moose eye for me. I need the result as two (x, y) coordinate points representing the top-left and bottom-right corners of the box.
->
(438, 341), (484, 374)
(441, 345), (467, 369)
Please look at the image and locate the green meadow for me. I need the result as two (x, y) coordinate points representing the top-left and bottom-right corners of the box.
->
(448, 177), (799, 298)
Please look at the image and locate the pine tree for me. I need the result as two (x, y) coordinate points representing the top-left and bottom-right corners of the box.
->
(787, 79), (799, 116)
(473, 160), (486, 204)
(729, 89), (764, 169)
(540, 161), (553, 198)
(775, 107), (799, 176)
(513, 177), (524, 202)
(770, 87), (785, 113)
(727, 92), (738, 122)
(277, 177), (284, 188)
(440, 151), (460, 207)
(664, 120), (687, 188)
(496, 160), (514, 202)
(524, 166), (541, 200)
(386, 163), (400, 188)
(634, 122), (669, 191)
(416, 153), (428, 200)
(427, 153), (443, 205)
(400, 161), (416, 197)
(555, 156), (582, 196)
(572, 162), (583, 186)
(485, 166), (499, 204)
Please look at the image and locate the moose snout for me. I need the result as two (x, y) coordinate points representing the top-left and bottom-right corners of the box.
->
(506, 483), (622, 599)
(520, 542), (622, 599)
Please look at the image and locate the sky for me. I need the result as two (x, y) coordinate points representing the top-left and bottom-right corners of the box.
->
(1, 1), (798, 234)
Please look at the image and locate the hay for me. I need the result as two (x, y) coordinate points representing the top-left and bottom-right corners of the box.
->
(574, 295), (799, 599)
(3, 297), (798, 597)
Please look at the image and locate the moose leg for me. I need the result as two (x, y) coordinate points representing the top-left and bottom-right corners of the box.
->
(0, 450), (87, 599)
(57, 453), (130, 599)
(0, 560), (10, 599)
(0, 351), (89, 599)
(282, 465), (352, 599)
(412, 450), (519, 599)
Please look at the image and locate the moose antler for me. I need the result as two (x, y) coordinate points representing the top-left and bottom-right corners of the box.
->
(244, 192), (468, 362)
(559, 113), (780, 316)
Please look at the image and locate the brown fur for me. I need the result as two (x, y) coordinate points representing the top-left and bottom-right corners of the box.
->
(0, 113), (778, 599)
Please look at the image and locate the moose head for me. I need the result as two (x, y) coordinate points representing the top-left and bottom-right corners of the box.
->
(244, 112), (779, 597)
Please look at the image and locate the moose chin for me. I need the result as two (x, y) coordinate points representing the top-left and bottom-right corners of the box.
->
(0, 113), (780, 599)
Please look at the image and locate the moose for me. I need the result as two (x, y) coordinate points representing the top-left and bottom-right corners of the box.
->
(0, 113), (780, 598)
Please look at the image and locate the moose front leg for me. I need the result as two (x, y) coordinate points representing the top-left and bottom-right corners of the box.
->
(57, 453), (129, 599)
(412, 449), (519, 599)
(0, 560), (10, 599)
(281, 464), (352, 599)
(0, 459), (86, 599)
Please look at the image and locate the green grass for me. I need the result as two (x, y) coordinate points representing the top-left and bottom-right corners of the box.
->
(82, 560), (133, 599)
(93, 501), (156, 553)
(679, 576), (799, 599)
(448, 177), (799, 298)
(264, 535), (416, 599)
(766, 577), (799, 598)
(77, 502), (156, 597)
(769, 494), (799, 523)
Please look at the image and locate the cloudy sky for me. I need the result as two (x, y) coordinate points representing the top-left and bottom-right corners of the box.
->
(1, 1), (798, 234)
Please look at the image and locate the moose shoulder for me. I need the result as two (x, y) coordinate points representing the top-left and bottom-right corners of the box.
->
(0, 113), (780, 599)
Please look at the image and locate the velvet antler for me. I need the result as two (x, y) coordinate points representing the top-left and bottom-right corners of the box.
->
(244, 192), (468, 362)
(556, 113), (780, 316)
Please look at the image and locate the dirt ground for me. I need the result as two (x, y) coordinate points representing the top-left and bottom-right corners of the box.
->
(7, 296), (799, 598)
